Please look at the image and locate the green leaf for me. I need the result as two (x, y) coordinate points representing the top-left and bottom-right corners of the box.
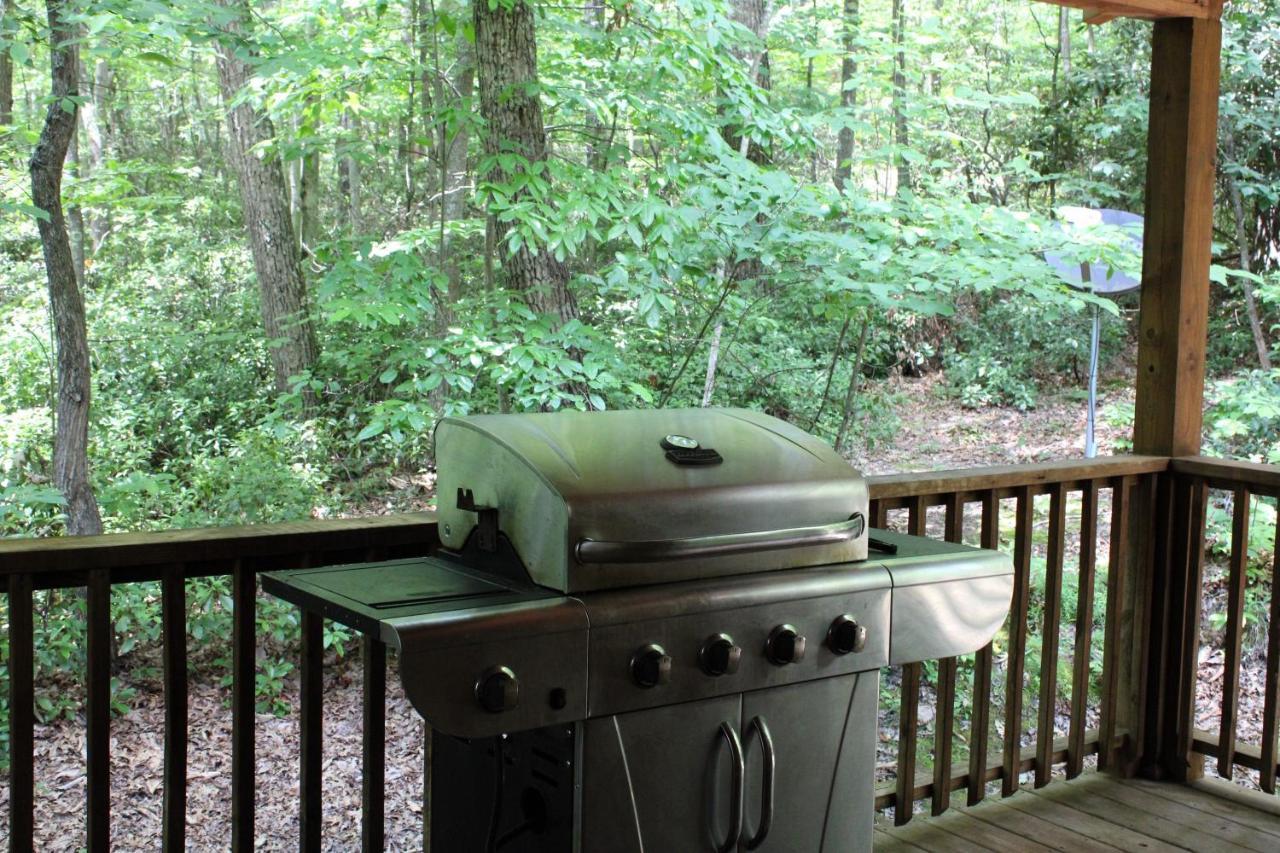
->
(355, 421), (386, 442)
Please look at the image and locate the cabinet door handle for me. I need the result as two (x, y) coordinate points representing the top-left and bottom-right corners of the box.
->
(742, 716), (775, 850)
(716, 721), (745, 853)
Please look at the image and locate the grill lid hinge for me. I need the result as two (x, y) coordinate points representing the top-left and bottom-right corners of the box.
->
(457, 488), (500, 553)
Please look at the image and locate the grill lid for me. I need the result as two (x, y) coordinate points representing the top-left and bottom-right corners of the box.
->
(435, 408), (869, 592)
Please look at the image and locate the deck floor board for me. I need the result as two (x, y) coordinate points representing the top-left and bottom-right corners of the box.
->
(877, 774), (1280, 853)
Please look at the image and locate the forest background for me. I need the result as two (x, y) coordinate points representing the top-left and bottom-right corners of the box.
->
(1, 0), (1279, 832)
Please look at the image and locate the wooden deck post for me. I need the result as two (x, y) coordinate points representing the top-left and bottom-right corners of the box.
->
(1127, 15), (1222, 783)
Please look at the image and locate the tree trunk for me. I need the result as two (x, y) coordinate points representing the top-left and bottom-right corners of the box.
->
(835, 315), (870, 455)
(472, 0), (577, 325)
(723, 0), (773, 165)
(809, 314), (851, 430)
(66, 122), (86, 289)
(299, 145), (320, 253)
(1059, 7), (1071, 79)
(0, 0), (14, 126)
(834, 0), (859, 189)
(31, 0), (103, 535)
(214, 0), (320, 403)
(1225, 133), (1271, 370)
(440, 8), (474, 310)
(81, 58), (113, 251)
(891, 0), (911, 193)
(339, 109), (362, 231)
(701, 323), (723, 407)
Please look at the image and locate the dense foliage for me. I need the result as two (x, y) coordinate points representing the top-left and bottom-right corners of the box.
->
(2, 0), (1279, 760)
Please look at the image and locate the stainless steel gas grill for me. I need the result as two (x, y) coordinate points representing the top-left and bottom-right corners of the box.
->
(263, 408), (1013, 852)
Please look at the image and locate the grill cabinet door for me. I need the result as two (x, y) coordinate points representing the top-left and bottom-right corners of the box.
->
(581, 694), (742, 853)
(739, 671), (878, 852)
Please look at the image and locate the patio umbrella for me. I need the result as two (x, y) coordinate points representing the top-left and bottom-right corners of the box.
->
(1043, 207), (1143, 458)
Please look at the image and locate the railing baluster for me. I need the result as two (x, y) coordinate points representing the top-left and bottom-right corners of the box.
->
(895, 661), (921, 826)
(967, 490), (997, 806)
(907, 494), (926, 537)
(162, 565), (188, 849)
(932, 493), (962, 816)
(86, 568), (111, 850)
(301, 610), (324, 851)
(232, 560), (257, 852)
(8, 573), (35, 851)
(1261, 499), (1280, 794)
(931, 655), (957, 817)
(1067, 480), (1099, 779)
(1218, 487), (1250, 779)
(1035, 483), (1066, 788)
(1098, 478), (1131, 772)
(362, 637), (387, 852)
(1003, 486), (1033, 797)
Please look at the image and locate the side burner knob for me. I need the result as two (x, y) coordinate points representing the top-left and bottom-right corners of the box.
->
(766, 624), (807, 666)
(699, 633), (743, 677)
(631, 643), (673, 688)
(828, 614), (868, 655)
(475, 666), (520, 713)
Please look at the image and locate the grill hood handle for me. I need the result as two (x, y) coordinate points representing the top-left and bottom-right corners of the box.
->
(574, 513), (864, 565)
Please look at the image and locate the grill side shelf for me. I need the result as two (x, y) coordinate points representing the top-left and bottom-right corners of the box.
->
(261, 557), (553, 643)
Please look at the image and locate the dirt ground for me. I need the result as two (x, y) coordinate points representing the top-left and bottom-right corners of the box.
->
(6, 374), (1272, 850)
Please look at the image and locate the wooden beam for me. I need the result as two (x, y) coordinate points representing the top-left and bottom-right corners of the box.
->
(1133, 17), (1221, 458)
(1130, 15), (1223, 784)
(1050, 0), (1219, 23)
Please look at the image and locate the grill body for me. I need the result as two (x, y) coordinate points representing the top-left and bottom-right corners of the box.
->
(263, 409), (1012, 852)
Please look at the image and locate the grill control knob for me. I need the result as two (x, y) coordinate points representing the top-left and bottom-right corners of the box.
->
(699, 633), (743, 677)
(475, 665), (520, 713)
(828, 614), (868, 655)
(766, 624), (807, 666)
(631, 643), (673, 688)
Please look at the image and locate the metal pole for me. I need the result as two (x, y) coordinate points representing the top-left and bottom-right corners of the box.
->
(1087, 304), (1100, 458)
(1080, 261), (1098, 458)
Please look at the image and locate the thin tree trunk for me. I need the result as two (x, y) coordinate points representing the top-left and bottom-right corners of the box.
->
(807, 0), (818, 182)
(834, 0), (859, 189)
(214, 0), (319, 404)
(440, 2), (474, 308)
(583, 0), (605, 170)
(66, 122), (86, 289)
(809, 314), (851, 430)
(891, 0), (910, 193)
(701, 323), (723, 407)
(339, 109), (362, 230)
(81, 58), (112, 251)
(473, 0), (576, 325)
(1059, 7), (1071, 79)
(929, 0), (943, 95)
(1225, 134), (1271, 370)
(835, 315), (870, 455)
(723, 0), (774, 165)
(0, 0), (14, 126)
(31, 0), (102, 535)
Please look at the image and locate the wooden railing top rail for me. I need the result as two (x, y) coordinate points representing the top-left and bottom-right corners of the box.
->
(0, 512), (438, 577)
(0, 455), (1181, 580)
(866, 454), (1169, 500)
(1171, 456), (1280, 496)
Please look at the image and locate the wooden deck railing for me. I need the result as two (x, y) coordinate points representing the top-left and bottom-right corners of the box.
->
(865, 455), (1169, 822)
(4, 453), (1280, 847)
(1168, 457), (1280, 789)
(1, 514), (439, 851)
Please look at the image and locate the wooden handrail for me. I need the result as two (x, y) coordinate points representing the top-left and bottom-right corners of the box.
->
(0, 511), (438, 579)
(866, 454), (1168, 501)
(1171, 455), (1280, 496)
